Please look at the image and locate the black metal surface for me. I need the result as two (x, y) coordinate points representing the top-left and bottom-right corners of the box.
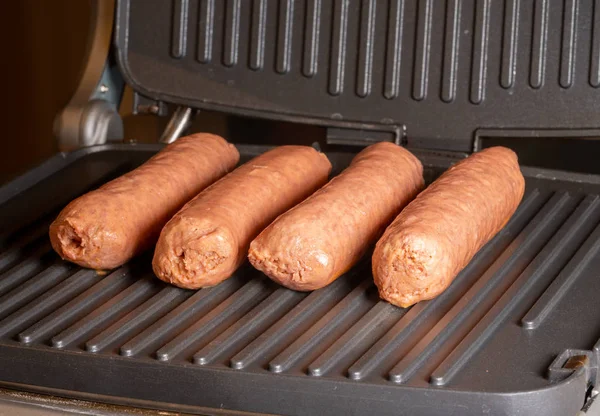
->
(0, 144), (599, 415)
(116, 0), (600, 152)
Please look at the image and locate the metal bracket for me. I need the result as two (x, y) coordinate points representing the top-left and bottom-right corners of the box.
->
(53, 0), (125, 151)
(132, 92), (168, 116)
(548, 346), (600, 414)
(159, 107), (195, 144)
(548, 347), (599, 408)
(325, 125), (403, 147)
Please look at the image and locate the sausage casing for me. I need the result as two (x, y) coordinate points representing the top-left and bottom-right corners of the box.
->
(152, 145), (332, 289)
(50, 134), (239, 269)
(249, 142), (424, 291)
(372, 146), (525, 308)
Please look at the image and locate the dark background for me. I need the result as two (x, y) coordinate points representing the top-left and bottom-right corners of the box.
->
(3, 1), (92, 182)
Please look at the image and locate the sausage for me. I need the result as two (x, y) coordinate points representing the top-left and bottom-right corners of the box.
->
(152, 146), (332, 289)
(372, 146), (525, 308)
(248, 142), (424, 291)
(50, 134), (239, 269)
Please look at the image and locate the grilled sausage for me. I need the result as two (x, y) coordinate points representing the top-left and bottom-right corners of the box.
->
(248, 142), (424, 291)
(372, 146), (525, 308)
(50, 134), (239, 270)
(152, 146), (332, 289)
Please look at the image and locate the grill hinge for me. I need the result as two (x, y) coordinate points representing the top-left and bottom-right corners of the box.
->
(548, 347), (599, 411)
(325, 125), (404, 147)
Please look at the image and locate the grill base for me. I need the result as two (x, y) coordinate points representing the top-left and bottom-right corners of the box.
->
(0, 143), (599, 416)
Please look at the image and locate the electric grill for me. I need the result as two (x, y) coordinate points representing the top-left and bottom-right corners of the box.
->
(1, 0), (600, 415)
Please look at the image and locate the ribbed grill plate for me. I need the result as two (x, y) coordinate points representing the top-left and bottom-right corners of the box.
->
(0, 144), (599, 416)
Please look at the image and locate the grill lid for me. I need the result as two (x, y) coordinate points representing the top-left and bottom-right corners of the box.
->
(115, 0), (600, 151)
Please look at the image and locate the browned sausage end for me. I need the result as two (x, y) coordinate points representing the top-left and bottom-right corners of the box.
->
(152, 145), (332, 289)
(50, 133), (239, 270)
(372, 146), (525, 308)
(249, 142), (424, 291)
